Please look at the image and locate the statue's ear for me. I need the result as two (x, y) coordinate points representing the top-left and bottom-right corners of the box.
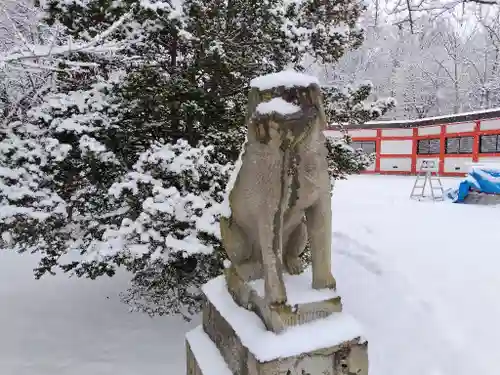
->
(311, 83), (328, 130)
(246, 88), (261, 124)
(246, 87), (265, 143)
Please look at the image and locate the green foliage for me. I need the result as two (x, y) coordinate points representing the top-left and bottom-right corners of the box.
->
(0, 0), (394, 317)
(325, 133), (376, 182)
(323, 82), (396, 126)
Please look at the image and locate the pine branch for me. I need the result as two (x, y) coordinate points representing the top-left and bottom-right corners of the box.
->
(1, 78), (51, 128)
(0, 11), (131, 69)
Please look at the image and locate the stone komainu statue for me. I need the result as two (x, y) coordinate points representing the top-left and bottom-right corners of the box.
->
(220, 72), (336, 306)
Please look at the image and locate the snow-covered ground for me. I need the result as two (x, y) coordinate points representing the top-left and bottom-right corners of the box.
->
(1, 175), (499, 375)
(0, 252), (198, 375)
(332, 175), (500, 375)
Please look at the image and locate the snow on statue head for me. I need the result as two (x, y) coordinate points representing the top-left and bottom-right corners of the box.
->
(246, 71), (329, 150)
(220, 70), (336, 310)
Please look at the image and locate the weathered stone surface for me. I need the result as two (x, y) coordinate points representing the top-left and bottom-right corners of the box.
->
(202, 299), (247, 375)
(246, 340), (368, 375)
(198, 296), (367, 375)
(187, 335), (368, 375)
(225, 266), (342, 333)
(185, 71), (369, 375)
(338, 343), (369, 375)
(221, 70), (336, 307)
(186, 341), (203, 375)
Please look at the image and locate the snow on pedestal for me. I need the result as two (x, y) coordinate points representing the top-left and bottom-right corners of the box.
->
(185, 326), (232, 375)
(185, 272), (368, 375)
(248, 269), (339, 306)
(223, 266), (343, 333)
(203, 274), (361, 362)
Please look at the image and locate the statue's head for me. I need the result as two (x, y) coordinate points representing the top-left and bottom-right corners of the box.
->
(246, 76), (327, 150)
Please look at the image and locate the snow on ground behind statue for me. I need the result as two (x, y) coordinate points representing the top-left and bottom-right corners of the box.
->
(332, 175), (500, 375)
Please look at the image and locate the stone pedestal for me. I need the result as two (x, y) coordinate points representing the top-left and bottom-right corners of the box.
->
(225, 266), (343, 334)
(185, 271), (369, 375)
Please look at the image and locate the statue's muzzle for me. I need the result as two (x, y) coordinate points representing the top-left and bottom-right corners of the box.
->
(253, 104), (319, 149)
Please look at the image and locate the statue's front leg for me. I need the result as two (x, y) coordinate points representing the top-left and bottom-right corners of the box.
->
(305, 193), (336, 290)
(221, 217), (263, 282)
(283, 222), (307, 275)
(220, 216), (247, 266)
(258, 218), (287, 305)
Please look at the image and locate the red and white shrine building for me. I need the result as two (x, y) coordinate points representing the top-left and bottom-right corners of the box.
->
(326, 109), (500, 177)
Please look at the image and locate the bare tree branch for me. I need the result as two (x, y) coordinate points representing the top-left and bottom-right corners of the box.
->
(0, 11), (131, 69)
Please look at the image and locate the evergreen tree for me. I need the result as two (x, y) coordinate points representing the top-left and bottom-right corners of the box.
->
(323, 82), (396, 182)
(0, 0), (393, 317)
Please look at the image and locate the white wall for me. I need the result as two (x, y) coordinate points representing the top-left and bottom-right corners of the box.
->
(477, 156), (500, 163)
(381, 128), (413, 137)
(443, 157), (473, 173)
(380, 140), (412, 155)
(480, 119), (500, 131)
(324, 130), (343, 138)
(418, 126), (440, 135)
(348, 129), (377, 137)
(380, 157), (412, 172)
(446, 122), (475, 133)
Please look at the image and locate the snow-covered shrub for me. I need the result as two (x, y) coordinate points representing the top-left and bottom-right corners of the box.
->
(323, 82), (396, 126)
(0, 0), (399, 318)
(321, 82), (392, 188)
(105, 140), (230, 260)
(99, 140), (232, 318)
(0, 77), (122, 274)
(0, 89), (233, 314)
(325, 133), (375, 183)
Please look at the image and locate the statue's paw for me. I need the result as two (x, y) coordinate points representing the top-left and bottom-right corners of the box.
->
(267, 291), (287, 305)
(284, 255), (304, 275)
(265, 281), (287, 305)
(312, 273), (337, 291)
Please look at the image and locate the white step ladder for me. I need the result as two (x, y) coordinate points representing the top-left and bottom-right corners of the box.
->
(410, 160), (444, 201)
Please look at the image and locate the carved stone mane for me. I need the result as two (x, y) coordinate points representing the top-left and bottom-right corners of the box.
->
(221, 71), (336, 314)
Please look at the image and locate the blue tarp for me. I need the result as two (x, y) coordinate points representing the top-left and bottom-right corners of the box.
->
(448, 166), (500, 203)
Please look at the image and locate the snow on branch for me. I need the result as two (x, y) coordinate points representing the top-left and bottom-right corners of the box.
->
(0, 11), (132, 70)
(388, 0), (500, 33)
